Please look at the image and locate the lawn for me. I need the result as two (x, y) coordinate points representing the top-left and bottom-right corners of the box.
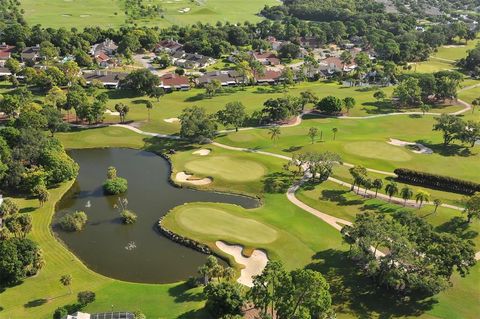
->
(0, 182), (208, 319)
(6, 124), (478, 319)
(296, 180), (480, 248)
(20, 0), (278, 29)
(216, 113), (480, 181)
(431, 37), (480, 61)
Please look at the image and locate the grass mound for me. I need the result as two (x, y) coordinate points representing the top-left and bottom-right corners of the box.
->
(184, 155), (267, 182)
(167, 205), (279, 244)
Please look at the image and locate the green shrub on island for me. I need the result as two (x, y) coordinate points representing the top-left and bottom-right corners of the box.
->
(103, 177), (128, 195)
(59, 211), (88, 232)
(103, 166), (128, 195)
(120, 210), (138, 224)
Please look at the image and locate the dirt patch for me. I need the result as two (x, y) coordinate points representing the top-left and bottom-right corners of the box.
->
(164, 117), (180, 123)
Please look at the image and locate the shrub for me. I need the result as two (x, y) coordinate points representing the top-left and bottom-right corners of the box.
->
(316, 96), (343, 114)
(53, 306), (68, 319)
(103, 177), (128, 195)
(0, 198), (19, 217)
(394, 168), (480, 195)
(59, 211), (88, 232)
(120, 210), (138, 224)
(77, 290), (96, 305)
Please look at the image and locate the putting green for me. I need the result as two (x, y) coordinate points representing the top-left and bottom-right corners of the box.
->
(173, 206), (278, 244)
(184, 156), (267, 182)
(343, 141), (412, 162)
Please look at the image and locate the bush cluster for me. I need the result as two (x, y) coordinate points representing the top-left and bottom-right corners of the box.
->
(394, 168), (480, 195)
(103, 177), (128, 195)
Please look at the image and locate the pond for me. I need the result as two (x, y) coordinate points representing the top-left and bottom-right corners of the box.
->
(54, 148), (259, 283)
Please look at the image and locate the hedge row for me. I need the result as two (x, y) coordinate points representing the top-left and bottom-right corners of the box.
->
(394, 168), (480, 195)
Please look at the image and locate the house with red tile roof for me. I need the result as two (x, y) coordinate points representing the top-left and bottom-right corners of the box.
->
(255, 69), (282, 84)
(251, 51), (281, 66)
(319, 56), (357, 74)
(159, 73), (190, 91)
(155, 40), (183, 54)
(0, 43), (15, 66)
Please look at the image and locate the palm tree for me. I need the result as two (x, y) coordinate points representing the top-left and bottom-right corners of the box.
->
(332, 127), (338, 140)
(145, 101), (153, 122)
(372, 179), (383, 198)
(433, 199), (442, 214)
(60, 274), (72, 294)
(385, 182), (399, 202)
(400, 186), (413, 206)
(363, 178), (373, 195)
(415, 190), (430, 209)
(268, 127), (281, 144)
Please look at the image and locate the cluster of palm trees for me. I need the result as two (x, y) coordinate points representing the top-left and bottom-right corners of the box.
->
(349, 165), (442, 211)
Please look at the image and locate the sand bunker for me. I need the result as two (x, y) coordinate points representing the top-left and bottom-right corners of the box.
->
(164, 117), (180, 123)
(388, 138), (433, 154)
(105, 109), (120, 116)
(175, 172), (212, 185)
(192, 149), (211, 156)
(178, 7), (191, 13)
(80, 14), (91, 18)
(216, 241), (268, 287)
(443, 45), (465, 48)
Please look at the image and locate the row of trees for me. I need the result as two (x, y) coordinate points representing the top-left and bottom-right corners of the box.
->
(0, 199), (44, 285)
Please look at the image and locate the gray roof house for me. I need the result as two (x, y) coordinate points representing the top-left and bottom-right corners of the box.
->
(82, 70), (127, 89)
(197, 70), (244, 87)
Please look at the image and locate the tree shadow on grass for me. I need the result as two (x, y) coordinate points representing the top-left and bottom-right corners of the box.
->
(263, 172), (292, 193)
(177, 308), (212, 319)
(320, 189), (364, 206)
(361, 101), (396, 114)
(252, 86), (284, 94)
(419, 141), (475, 157)
(168, 282), (205, 303)
(308, 249), (438, 319)
(143, 136), (195, 153)
(184, 93), (208, 102)
(132, 99), (149, 105)
(435, 216), (478, 241)
(24, 298), (48, 308)
(19, 207), (36, 214)
(282, 146), (302, 152)
(360, 202), (404, 215)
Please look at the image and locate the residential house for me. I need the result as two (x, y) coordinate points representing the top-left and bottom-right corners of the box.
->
(0, 43), (15, 66)
(155, 39), (183, 54)
(251, 51), (280, 66)
(266, 36), (284, 51)
(90, 39), (118, 68)
(171, 51), (215, 69)
(20, 45), (41, 63)
(319, 56), (357, 74)
(197, 70), (243, 87)
(82, 70), (127, 89)
(159, 73), (190, 91)
(255, 69), (282, 85)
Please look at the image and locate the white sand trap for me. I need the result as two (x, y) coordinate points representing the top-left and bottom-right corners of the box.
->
(192, 149), (210, 156)
(178, 7), (191, 13)
(80, 14), (91, 18)
(388, 138), (433, 154)
(443, 45), (465, 48)
(216, 241), (268, 287)
(164, 117), (180, 123)
(175, 172), (212, 185)
(105, 109), (120, 116)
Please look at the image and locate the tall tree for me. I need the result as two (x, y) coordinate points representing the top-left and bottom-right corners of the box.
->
(216, 101), (247, 132)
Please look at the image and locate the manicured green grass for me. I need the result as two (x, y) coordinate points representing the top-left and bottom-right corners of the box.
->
(216, 114), (480, 181)
(184, 155), (267, 182)
(165, 204), (279, 245)
(296, 180), (480, 248)
(331, 164), (466, 207)
(20, 0), (278, 29)
(431, 37), (480, 61)
(163, 194), (345, 270)
(0, 182), (208, 319)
